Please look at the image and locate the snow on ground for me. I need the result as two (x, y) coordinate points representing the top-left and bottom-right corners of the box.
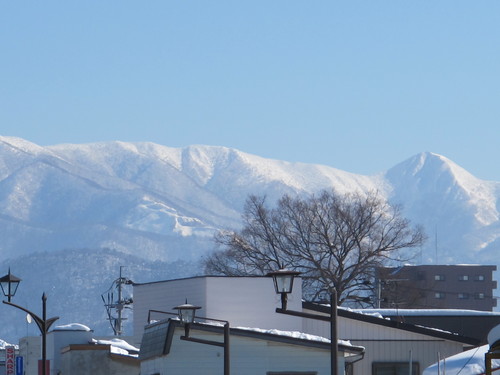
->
(423, 345), (500, 375)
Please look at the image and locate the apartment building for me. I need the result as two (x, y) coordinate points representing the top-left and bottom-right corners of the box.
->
(377, 265), (497, 311)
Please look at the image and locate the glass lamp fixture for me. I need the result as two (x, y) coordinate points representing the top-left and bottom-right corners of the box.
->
(174, 301), (201, 325)
(0, 268), (21, 302)
(267, 269), (301, 309)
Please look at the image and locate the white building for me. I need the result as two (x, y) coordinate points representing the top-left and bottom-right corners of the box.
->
(134, 276), (480, 375)
(17, 324), (139, 375)
(133, 275), (302, 346)
(141, 319), (364, 375)
(303, 302), (479, 374)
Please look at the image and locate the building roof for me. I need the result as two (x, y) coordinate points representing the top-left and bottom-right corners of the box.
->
(133, 274), (268, 286)
(303, 302), (480, 346)
(140, 318), (365, 361)
(354, 308), (500, 317)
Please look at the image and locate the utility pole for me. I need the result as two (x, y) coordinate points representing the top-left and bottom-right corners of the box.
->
(102, 266), (133, 335)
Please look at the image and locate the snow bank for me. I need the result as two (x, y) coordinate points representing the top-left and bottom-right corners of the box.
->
(423, 345), (500, 375)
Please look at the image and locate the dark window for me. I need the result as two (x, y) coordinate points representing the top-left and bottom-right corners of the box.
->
(458, 293), (469, 299)
(475, 275), (486, 281)
(434, 275), (445, 281)
(267, 373), (317, 375)
(476, 293), (486, 299)
(373, 362), (419, 375)
(435, 292), (445, 299)
(458, 275), (469, 281)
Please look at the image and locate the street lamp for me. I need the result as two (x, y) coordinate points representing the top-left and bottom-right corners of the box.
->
(0, 268), (21, 302)
(267, 269), (301, 310)
(174, 300), (201, 336)
(268, 269), (339, 375)
(3, 293), (59, 375)
(173, 301), (230, 375)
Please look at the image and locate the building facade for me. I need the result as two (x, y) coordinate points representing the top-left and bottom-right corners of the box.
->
(377, 265), (497, 311)
(303, 303), (479, 375)
(134, 276), (480, 375)
(140, 320), (364, 375)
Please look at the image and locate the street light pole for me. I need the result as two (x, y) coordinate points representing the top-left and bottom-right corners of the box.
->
(268, 269), (339, 375)
(3, 293), (59, 375)
(149, 302), (231, 375)
(330, 289), (338, 375)
(174, 302), (230, 375)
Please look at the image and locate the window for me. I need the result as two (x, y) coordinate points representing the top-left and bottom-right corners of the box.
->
(458, 293), (469, 299)
(373, 362), (419, 375)
(475, 275), (486, 281)
(434, 275), (445, 281)
(476, 293), (486, 299)
(435, 292), (445, 299)
(458, 275), (469, 281)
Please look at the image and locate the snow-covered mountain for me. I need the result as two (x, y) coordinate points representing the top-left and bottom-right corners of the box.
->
(0, 136), (499, 341)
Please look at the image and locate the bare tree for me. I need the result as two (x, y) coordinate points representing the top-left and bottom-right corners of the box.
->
(204, 190), (426, 305)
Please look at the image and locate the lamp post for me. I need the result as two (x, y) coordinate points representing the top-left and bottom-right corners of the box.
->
(3, 293), (59, 375)
(0, 268), (21, 302)
(268, 269), (338, 375)
(173, 301), (230, 375)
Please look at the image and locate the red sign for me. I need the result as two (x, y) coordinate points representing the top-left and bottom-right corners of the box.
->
(5, 346), (15, 375)
(38, 359), (50, 375)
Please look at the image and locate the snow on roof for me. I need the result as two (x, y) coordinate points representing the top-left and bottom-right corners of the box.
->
(235, 326), (355, 348)
(423, 344), (500, 375)
(92, 338), (139, 356)
(488, 324), (500, 345)
(339, 306), (386, 319)
(0, 339), (18, 350)
(353, 308), (500, 317)
(53, 323), (92, 331)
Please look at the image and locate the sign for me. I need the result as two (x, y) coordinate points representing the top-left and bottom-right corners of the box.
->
(38, 359), (50, 375)
(5, 346), (15, 375)
(15, 357), (23, 375)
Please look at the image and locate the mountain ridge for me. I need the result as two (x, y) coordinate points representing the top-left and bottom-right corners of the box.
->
(1, 136), (499, 263)
(0, 136), (499, 341)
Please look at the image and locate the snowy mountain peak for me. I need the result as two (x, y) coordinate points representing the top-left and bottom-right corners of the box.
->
(387, 151), (470, 181)
(385, 152), (499, 254)
(384, 151), (493, 199)
(1, 137), (500, 342)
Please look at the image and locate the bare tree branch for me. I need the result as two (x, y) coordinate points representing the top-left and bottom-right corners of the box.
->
(204, 190), (426, 305)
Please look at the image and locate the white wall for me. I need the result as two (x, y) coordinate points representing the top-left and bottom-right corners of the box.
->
(133, 276), (302, 343)
(204, 277), (301, 330)
(133, 277), (207, 345)
(19, 336), (42, 375)
(141, 325), (336, 375)
(61, 346), (139, 375)
(302, 311), (468, 374)
(46, 329), (93, 375)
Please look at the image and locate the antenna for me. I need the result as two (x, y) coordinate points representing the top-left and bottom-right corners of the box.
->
(101, 266), (133, 336)
(435, 225), (439, 264)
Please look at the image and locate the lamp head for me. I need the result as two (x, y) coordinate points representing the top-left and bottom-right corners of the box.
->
(267, 269), (301, 295)
(0, 268), (21, 302)
(173, 301), (201, 324)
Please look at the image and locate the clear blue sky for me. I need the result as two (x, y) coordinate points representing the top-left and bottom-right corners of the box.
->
(1, 2), (499, 180)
